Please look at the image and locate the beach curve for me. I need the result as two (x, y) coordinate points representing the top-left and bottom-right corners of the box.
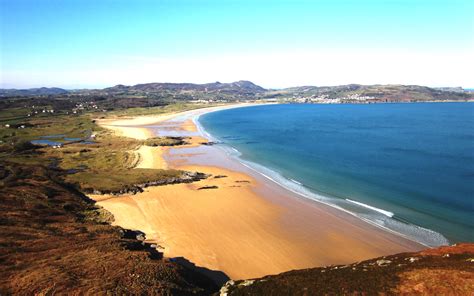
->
(90, 104), (425, 280)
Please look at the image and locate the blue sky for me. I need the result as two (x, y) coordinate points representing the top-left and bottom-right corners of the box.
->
(1, 0), (473, 88)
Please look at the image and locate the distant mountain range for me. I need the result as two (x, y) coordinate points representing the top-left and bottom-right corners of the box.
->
(0, 81), (264, 97)
(0, 87), (69, 97)
(103, 80), (265, 95)
(0, 81), (473, 103)
(266, 84), (474, 102)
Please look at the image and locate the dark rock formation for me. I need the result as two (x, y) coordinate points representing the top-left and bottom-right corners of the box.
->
(201, 141), (220, 146)
(197, 185), (218, 190)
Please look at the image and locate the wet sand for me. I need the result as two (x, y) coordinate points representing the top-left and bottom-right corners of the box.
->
(91, 104), (424, 280)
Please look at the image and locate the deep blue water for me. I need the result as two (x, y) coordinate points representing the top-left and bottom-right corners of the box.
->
(199, 103), (474, 245)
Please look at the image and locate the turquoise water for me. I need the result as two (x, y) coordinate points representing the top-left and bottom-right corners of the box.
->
(199, 103), (474, 246)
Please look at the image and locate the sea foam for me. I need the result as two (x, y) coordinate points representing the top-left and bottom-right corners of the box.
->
(237, 157), (450, 247)
(345, 199), (394, 217)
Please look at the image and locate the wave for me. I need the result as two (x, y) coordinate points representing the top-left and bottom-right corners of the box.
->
(237, 158), (449, 247)
(290, 178), (303, 186)
(195, 110), (450, 248)
(345, 199), (394, 217)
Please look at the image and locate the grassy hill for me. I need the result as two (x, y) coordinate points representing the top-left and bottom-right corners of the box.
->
(223, 244), (474, 295)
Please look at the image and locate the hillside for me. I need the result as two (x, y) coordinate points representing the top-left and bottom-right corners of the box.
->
(99, 80), (265, 100)
(266, 84), (474, 103)
(0, 87), (69, 97)
(0, 162), (220, 295)
(223, 243), (474, 295)
(1, 82), (472, 105)
(104, 80), (265, 93)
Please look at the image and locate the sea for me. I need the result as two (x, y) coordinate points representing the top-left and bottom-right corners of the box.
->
(198, 103), (474, 246)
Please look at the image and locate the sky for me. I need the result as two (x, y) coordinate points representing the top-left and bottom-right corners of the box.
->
(1, 0), (473, 89)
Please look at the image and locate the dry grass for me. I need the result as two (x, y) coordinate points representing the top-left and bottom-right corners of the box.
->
(0, 163), (218, 295)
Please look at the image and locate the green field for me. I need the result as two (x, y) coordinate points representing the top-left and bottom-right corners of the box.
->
(0, 103), (214, 193)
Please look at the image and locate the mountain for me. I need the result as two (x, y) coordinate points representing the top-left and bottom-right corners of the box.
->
(1, 82), (472, 103)
(0, 87), (69, 97)
(103, 80), (266, 96)
(223, 243), (474, 295)
(0, 81), (266, 98)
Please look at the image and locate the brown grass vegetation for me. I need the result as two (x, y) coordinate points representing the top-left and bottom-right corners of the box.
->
(224, 244), (474, 295)
(0, 162), (218, 294)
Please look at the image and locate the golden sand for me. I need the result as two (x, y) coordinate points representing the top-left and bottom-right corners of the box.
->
(98, 113), (180, 128)
(135, 145), (168, 170)
(91, 106), (423, 280)
(181, 119), (198, 132)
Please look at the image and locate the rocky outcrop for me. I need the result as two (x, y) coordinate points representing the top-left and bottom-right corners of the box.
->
(144, 136), (188, 147)
(84, 171), (209, 195)
(201, 141), (220, 146)
(117, 229), (163, 259)
(197, 185), (218, 190)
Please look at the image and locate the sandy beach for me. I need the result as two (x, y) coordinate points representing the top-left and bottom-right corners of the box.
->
(90, 104), (424, 280)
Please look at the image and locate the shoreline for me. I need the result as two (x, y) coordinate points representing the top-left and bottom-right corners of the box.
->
(90, 104), (425, 280)
(193, 106), (446, 247)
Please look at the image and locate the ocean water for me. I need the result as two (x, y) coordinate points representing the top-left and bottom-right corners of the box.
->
(199, 103), (474, 246)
